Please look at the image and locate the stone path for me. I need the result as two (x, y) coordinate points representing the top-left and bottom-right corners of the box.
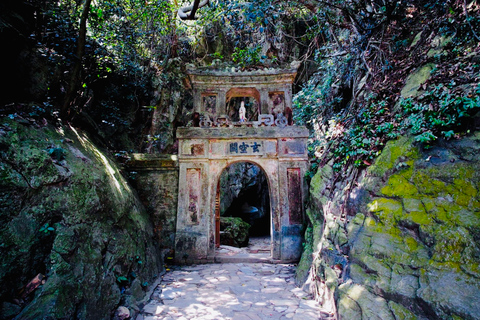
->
(137, 263), (319, 320)
(215, 237), (272, 263)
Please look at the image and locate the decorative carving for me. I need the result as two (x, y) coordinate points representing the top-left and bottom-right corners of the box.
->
(214, 115), (231, 127)
(186, 168), (201, 225)
(275, 113), (288, 128)
(203, 95), (217, 116)
(197, 113), (289, 128)
(199, 115), (212, 128)
(253, 114), (274, 127)
(191, 144), (204, 156)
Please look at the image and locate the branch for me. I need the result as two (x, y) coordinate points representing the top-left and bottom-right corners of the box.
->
(464, 0), (480, 41)
(61, 0), (92, 120)
(178, 0), (209, 20)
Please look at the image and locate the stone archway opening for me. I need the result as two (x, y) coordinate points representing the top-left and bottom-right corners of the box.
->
(217, 162), (271, 253)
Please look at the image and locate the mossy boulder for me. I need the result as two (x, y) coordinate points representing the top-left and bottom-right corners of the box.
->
(220, 217), (250, 247)
(300, 133), (480, 319)
(400, 64), (435, 98)
(0, 118), (163, 319)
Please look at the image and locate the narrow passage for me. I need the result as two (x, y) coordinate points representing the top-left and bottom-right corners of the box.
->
(137, 263), (319, 320)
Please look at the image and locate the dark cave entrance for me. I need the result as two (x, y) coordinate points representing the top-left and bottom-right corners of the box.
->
(217, 162), (271, 248)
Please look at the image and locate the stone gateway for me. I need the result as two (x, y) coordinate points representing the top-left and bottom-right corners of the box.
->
(128, 64), (309, 264)
(175, 126), (308, 263)
(174, 65), (308, 263)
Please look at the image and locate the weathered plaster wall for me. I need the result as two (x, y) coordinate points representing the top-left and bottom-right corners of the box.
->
(127, 155), (179, 251)
(298, 134), (480, 319)
(187, 64), (298, 117)
(175, 126), (309, 263)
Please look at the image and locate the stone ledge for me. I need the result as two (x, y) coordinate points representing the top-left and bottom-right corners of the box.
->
(126, 154), (178, 171)
(177, 126), (309, 139)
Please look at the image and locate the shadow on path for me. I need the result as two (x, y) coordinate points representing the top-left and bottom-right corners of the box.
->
(137, 263), (319, 320)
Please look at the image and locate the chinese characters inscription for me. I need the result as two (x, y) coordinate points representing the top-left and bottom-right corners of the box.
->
(228, 141), (263, 155)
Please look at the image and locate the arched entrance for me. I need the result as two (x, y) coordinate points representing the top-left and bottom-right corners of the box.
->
(174, 64), (307, 264)
(216, 162), (272, 256)
(174, 126), (308, 264)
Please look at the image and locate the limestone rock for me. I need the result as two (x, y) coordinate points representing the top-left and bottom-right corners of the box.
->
(0, 118), (163, 320)
(0, 302), (21, 319)
(114, 306), (130, 320)
(400, 64), (434, 98)
(298, 133), (480, 319)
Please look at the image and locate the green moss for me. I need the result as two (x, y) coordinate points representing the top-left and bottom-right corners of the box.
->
(367, 137), (418, 177)
(431, 226), (476, 264)
(0, 118), (163, 319)
(412, 172), (446, 195)
(368, 198), (403, 216)
(366, 198), (404, 234)
(421, 197), (435, 210)
(402, 198), (422, 213)
(409, 210), (432, 225)
(453, 179), (477, 197)
(455, 193), (471, 207)
(310, 163), (333, 194)
(403, 198), (432, 225)
(404, 236), (419, 252)
(349, 264), (377, 286)
(388, 301), (418, 320)
(432, 206), (449, 222)
(381, 172), (418, 197)
(401, 63), (435, 97)
(310, 162), (334, 207)
(428, 261), (462, 272)
(423, 164), (477, 182)
(296, 226), (314, 284)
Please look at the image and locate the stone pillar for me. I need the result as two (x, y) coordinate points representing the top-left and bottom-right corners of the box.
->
(284, 85), (293, 110)
(193, 88), (202, 113)
(278, 160), (307, 261)
(174, 161), (212, 264)
(260, 89), (270, 114)
(217, 89), (227, 115)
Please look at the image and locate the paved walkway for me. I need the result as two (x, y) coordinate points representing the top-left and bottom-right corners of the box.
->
(215, 237), (272, 263)
(136, 263), (319, 320)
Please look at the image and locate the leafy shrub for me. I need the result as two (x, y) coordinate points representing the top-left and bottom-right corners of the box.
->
(232, 46), (264, 68)
(401, 83), (480, 143)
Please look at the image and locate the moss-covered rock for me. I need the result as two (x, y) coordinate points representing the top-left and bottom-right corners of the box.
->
(299, 133), (480, 319)
(0, 118), (163, 319)
(400, 63), (435, 98)
(220, 217), (250, 248)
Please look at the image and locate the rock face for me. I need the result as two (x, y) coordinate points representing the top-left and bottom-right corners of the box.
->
(220, 162), (266, 215)
(0, 118), (163, 319)
(298, 134), (480, 319)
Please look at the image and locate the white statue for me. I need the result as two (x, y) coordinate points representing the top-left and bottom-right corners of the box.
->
(239, 101), (246, 122)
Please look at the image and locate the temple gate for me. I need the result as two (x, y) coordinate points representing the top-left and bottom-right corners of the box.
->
(175, 63), (309, 263)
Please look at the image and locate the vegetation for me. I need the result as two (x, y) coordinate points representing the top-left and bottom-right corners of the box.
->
(2, 0), (184, 152)
(1, 1), (480, 318)
(292, 0), (480, 176)
(1, 0), (478, 169)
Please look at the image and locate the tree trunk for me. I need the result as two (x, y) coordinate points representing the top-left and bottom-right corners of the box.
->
(61, 0), (92, 120)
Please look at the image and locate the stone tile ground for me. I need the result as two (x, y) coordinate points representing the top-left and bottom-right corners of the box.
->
(136, 263), (319, 320)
